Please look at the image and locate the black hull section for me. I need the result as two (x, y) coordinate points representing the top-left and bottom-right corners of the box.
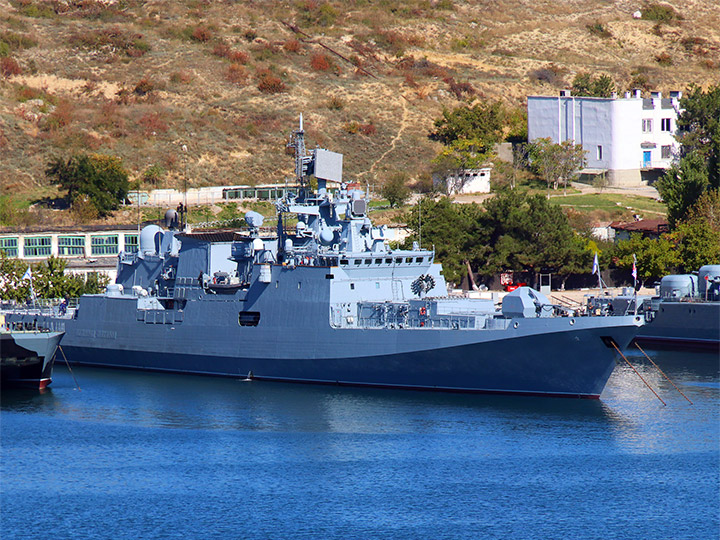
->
(0, 333), (62, 390)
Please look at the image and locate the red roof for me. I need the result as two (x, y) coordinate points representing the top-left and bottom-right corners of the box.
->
(610, 218), (669, 233)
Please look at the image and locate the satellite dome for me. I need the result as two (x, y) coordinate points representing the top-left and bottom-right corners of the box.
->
(245, 211), (264, 228)
(139, 225), (164, 256)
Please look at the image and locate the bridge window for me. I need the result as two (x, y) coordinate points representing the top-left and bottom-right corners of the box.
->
(375, 258), (382, 264)
(415, 257), (424, 263)
(364, 258), (371, 264)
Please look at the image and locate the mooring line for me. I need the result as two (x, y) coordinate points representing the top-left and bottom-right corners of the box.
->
(634, 342), (693, 404)
(610, 341), (665, 406)
(58, 345), (81, 391)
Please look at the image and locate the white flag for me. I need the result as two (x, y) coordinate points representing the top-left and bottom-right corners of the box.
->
(591, 253), (599, 276)
(22, 267), (32, 281)
(632, 254), (638, 281)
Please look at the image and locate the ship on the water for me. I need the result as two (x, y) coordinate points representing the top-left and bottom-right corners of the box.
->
(3, 119), (645, 398)
(0, 314), (63, 390)
(635, 265), (720, 351)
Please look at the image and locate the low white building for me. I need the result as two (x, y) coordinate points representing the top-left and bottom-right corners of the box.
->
(0, 226), (140, 281)
(434, 167), (492, 195)
(528, 90), (682, 186)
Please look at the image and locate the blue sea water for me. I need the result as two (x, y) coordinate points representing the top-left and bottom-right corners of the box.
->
(1, 349), (718, 540)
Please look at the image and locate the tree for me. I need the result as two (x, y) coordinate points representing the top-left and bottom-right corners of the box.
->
(46, 153), (129, 217)
(429, 100), (507, 150)
(402, 197), (483, 284)
(401, 192), (588, 287)
(673, 189), (720, 272)
(527, 138), (587, 196)
(611, 234), (678, 285)
(0, 254), (109, 301)
(676, 84), (720, 190)
(429, 101), (510, 195)
(656, 152), (709, 227)
(478, 191), (587, 282)
(571, 72), (616, 97)
(380, 172), (410, 208)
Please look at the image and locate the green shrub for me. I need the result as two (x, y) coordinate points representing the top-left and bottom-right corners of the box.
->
(143, 164), (166, 186)
(586, 21), (612, 38)
(655, 52), (673, 66)
(0, 31), (37, 50)
(641, 3), (682, 21)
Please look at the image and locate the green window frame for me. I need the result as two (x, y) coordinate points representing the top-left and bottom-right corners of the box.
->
(58, 236), (85, 256)
(91, 235), (119, 256)
(24, 236), (52, 257)
(124, 234), (139, 254)
(0, 237), (19, 257)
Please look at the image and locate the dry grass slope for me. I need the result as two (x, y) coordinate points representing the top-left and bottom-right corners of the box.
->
(0, 0), (718, 225)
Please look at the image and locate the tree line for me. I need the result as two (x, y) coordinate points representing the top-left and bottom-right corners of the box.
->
(0, 255), (108, 301)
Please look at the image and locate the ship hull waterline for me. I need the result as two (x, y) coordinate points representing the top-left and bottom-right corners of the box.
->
(54, 321), (640, 399)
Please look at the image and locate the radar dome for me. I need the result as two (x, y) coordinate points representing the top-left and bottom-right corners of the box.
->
(164, 209), (178, 228)
(245, 211), (264, 228)
(139, 225), (164, 256)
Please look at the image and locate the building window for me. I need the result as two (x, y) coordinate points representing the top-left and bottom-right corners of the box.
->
(661, 118), (672, 132)
(124, 234), (139, 253)
(0, 237), (18, 257)
(24, 236), (52, 257)
(642, 119), (653, 133)
(661, 145), (672, 159)
(597, 145), (603, 160)
(58, 236), (85, 256)
(90, 235), (119, 256)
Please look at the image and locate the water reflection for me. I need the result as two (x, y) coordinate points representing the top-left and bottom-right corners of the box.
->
(2, 347), (717, 457)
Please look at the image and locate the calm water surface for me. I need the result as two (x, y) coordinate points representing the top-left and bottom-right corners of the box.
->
(2, 349), (718, 539)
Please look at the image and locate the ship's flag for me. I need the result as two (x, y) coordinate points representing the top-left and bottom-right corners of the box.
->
(591, 253), (599, 276)
(22, 266), (32, 281)
(632, 254), (638, 281)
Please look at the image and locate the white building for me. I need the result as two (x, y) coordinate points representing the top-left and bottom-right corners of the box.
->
(0, 226), (140, 281)
(527, 90), (682, 186)
(434, 167), (492, 195)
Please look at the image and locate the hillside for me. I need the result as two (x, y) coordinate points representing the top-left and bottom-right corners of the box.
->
(1, 0), (718, 225)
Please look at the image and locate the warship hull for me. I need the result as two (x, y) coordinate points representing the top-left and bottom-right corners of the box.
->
(635, 301), (720, 351)
(0, 331), (63, 389)
(18, 294), (641, 398)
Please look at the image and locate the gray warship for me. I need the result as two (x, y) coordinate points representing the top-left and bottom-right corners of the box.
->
(1, 314), (63, 389)
(635, 265), (720, 350)
(5, 119), (645, 398)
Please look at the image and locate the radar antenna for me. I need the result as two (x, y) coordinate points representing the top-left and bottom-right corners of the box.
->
(287, 114), (307, 186)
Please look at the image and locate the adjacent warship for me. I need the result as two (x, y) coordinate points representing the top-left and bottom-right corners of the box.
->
(1, 314), (63, 389)
(4, 119), (645, 398)
(635, 265), (720, 350)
